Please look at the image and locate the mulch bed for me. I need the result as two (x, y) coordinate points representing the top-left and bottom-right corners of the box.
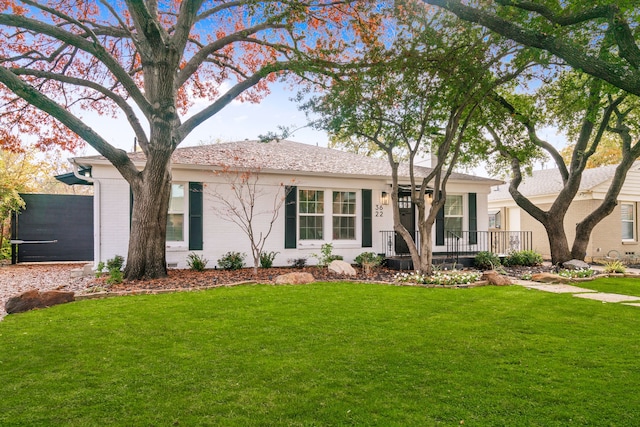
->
(94, 266), (402, 293)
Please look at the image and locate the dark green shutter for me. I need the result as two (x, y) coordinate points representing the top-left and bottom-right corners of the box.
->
(189, 182), (203, 250)
(285, 186), (297, 249)
(436, 203), (445, 246)
(362, 189), (372, 248)
(468, 193), (477, 245)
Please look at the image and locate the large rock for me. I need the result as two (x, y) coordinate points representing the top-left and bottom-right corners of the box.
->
(480, 270), (512, 286)
(274, 272), (315, 285)
(5, 289), (75, 314)
(328, 260), (356, 276)
(531, 272), (572, 284)
(562, 259), (590, 271)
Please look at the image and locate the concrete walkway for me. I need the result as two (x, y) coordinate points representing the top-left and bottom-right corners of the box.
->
(516, 266), (640, 307)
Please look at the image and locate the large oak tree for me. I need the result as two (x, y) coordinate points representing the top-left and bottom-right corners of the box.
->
(0, 0), (384, 279)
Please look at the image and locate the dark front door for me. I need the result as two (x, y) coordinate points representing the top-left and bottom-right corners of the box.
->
(395, 194), (415, 255)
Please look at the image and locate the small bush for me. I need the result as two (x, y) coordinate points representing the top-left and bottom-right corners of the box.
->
(603, 260), (626, 274)
(288, 258), (307, 268)
(106, 269), (123, 285)
(394, 270), (481, 286)
(313, 243), (343, 267)
(474, 251), (501, 270)
(106, 255), (125, 271)
(217, 251), (246, 270)
(354, 252), (383, 267)
(187, 253), (208, 271)
(95, 261), (106, 278)
(503, 250), (543, 267)
(259, 251), (279, 268)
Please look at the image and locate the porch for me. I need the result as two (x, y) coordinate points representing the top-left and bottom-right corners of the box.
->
(379, 230), (533, 270)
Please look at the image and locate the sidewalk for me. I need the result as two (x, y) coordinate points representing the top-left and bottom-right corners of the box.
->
(515, 264), (640, 307)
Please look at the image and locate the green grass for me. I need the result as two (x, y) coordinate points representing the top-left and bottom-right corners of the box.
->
(2, 283), (640, 426)
(577, 276), (640, 297)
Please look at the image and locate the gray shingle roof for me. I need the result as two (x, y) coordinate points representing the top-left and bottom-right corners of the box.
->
(488, 164), (620, 201)
(78, 139), (500, 184)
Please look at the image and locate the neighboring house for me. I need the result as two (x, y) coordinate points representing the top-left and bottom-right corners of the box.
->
(71, 140), (501, 269)
(488, 164), (640, 262)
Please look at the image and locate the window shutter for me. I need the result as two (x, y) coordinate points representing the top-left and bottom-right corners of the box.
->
(189, 182), (203, 250)
(436, 202), (445, 246)
(362, 189), (372, 248)
(469, 193), (477, 245)
(285, 186), (297, 248)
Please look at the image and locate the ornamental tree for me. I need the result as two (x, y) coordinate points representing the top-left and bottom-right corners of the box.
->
(304, 4), (529, 274)
(0, 1), (385, 279)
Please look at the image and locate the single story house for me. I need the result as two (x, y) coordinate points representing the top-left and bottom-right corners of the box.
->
(488, 163), (640, 262)
(72, 140), (501, 269)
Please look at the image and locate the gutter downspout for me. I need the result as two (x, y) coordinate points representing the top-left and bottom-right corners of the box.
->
(70, 158), (101, 268)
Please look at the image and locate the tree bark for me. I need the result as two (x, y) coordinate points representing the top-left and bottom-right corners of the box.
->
(124, 148), (172, 280)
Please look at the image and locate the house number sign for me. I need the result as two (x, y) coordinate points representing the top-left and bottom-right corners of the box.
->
(375, 204), (384, 217)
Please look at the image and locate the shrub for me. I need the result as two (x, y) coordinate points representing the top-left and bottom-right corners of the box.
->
(187, 253), (208, 271)
(394, 270), (481, 286)
(603, 260), (626, 274)
(217, 251), (246, 270)
(503, 250), (543, 267)
(474, 251), (501, 270)
(313, 243), (343, 267)
(106, 255), (125, 271)
(259, 251), (279, 268)
(354, 252), (383, 267)
(95, 261), (106, 278)
(288, 257), (307, 268)
(106, 269), (123, 285)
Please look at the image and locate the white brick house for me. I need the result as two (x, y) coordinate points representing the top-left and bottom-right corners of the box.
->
(72, 140), (500, 268)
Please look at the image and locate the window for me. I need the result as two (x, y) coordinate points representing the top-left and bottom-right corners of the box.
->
(622, 203), (635, 241)
(299, 190), (324, 240)
(489, 211), (501, 229)
(444, 195), (463, 236)
(333, 191), (356, 240)
(167, 184), (185, 241)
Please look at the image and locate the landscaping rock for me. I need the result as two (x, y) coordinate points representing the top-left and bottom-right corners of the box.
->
(480, 270), (512, 286)
(5, 289), (75, 314)
(274, 272), (315, 285)
(562, 259), (590, 271)
(328, 260), (356, 276)
(531, 272), (572, 284)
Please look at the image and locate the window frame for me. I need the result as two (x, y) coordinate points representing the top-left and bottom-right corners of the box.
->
(298, 189), (325, 241)
(332, 191), (357, 240)
(621, 202), (635, 242)
(166, 182), (188, 246)
(444, 194), (464, 237)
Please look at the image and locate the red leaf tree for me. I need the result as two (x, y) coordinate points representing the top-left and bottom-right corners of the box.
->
(0, 1), (384, 279)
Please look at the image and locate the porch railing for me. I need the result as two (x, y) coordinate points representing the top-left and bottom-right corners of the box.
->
(379, 230), (533, 259)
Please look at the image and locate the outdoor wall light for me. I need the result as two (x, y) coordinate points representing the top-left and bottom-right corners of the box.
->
(425, 192), (433, 203)
(380, 191), (390, 205)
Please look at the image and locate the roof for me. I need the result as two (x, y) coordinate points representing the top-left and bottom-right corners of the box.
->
(488, 164), (622, 201)
(76, 139), (501, 184)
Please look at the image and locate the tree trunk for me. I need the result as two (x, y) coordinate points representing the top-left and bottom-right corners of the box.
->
(124, 151), (172, 280)
(543, 218), (572, 265)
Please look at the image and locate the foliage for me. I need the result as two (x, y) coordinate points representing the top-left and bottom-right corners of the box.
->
(259, 251), (279, 269)
(354, 252), (383, 267)
(302, 5), (529, 275)
(503, 250), (544, 267)
(560, 135), (622, 169)
(558, 269), (595, 279)
(103, 255), (125, 284)
(3, 283), (640, 424)
(217, 252), (246, 271)
(603, 260), (627, 274)
(394, 270), (481, 286)
(312, 243), (343, 267)
(288, 258), (307, 268)
(95, 261), (105, 278)
(186, 253), (208, 272)
(474, 251), (501, 270)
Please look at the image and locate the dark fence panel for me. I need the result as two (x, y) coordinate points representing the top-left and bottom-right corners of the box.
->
(11, 194), (93, 263)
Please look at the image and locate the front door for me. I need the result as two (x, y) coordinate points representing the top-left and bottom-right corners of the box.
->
(395, 193), (415, 255)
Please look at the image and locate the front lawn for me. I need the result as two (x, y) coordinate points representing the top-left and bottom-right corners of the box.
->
(577, 275), (640, 297)
(1, 283), (640, 425)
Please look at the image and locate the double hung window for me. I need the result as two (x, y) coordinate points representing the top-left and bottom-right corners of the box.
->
(299, 190), (324, 240)
(332, 191), (356, 240)
(167, 183), (185, 242)
(444, 195), (463, 236)
(621, 203), (635, 241)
